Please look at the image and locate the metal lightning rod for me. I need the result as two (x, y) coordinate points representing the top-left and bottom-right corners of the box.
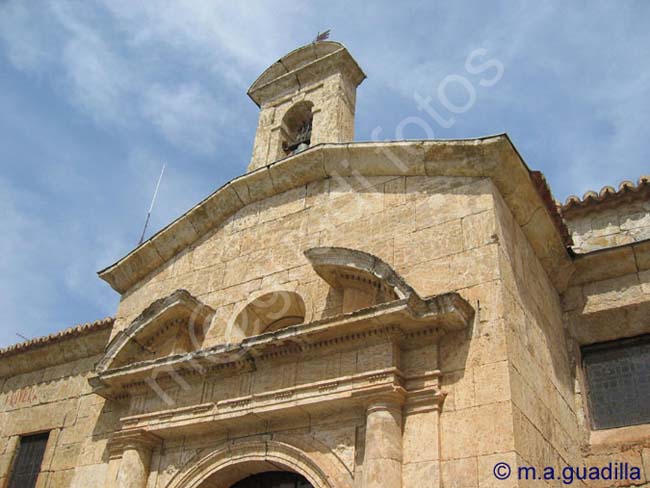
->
(138, 163), (166, 246)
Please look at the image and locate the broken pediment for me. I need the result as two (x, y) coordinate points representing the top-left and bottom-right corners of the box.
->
(96, 289), (215, 373)
(304, 247), (421, 314)
(92, 291), (474, 401)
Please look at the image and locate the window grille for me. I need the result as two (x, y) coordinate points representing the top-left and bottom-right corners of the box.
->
(582, 334), (650, 430)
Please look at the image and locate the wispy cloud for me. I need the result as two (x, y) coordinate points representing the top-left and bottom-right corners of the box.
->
(142, 83), (229, 154)
(0, 0), (263, 152)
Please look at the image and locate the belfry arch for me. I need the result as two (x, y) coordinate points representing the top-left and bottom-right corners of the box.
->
(280, 100), (314, 156)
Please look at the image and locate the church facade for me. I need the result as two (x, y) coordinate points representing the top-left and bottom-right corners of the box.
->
(1, 42), (649, 488)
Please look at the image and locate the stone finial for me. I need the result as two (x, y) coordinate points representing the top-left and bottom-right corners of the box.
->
(247, 41), (366, 171)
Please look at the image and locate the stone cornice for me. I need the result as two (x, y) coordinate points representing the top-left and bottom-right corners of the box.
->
(247, 41), (366, 107)
(91, 292), (473, 397)
(0, 318), (113, 378)
(98, 135), (573, 294)
(304, 246), (418, 303)
(570, 238), (650, 285)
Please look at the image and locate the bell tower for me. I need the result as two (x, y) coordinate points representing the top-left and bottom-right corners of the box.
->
(247, 41), (366, 171)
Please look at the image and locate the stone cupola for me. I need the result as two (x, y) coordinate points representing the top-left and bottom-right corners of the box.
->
(247, 41), (366, 171)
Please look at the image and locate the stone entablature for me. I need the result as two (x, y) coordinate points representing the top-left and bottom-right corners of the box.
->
(92, 289), (471, 398)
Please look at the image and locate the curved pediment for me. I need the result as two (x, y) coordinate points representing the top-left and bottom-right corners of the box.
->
(304, 247), (422, 314)
(247, 41), (365, 106)
(96, 289), (214, 373)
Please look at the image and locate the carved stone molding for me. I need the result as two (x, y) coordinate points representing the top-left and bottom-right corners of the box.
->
(108, 429), (161, 458)
(165, 437), (353, 488)
(92, 292), (472, 400)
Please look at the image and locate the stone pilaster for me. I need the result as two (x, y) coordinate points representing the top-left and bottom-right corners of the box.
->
(402, 382), (446, 487)
(362, 394), (403, 488)
(110, 430), (160, 488)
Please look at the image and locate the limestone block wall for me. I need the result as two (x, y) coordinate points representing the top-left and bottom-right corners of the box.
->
(125, 338), (397, 419)
(113, 174), (498, 343)
(398, 183), (517, 486)
(0, 327), (118, 488)
(564, 198), (650, 253)
(110, 173), (518, 486)
(563, 268), (650, 488)
(493, 190), (587, 487)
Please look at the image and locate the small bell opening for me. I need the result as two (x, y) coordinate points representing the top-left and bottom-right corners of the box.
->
(281, 101), (314, 156)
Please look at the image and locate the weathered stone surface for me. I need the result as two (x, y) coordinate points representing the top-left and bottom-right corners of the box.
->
(564, 197), (650, 253)
(3, 38), (650, 488)
(440, 402), (515, 459)
(441, 456), (478, 487)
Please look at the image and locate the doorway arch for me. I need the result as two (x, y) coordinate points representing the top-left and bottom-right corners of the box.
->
(230, 471), (312, 488)
(166, 438), (353, 488)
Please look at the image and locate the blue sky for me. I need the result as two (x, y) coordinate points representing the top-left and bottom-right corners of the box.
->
(1, 1), (648, 346)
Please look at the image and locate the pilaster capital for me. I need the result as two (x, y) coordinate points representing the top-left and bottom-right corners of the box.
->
(404, 387), (446, 414)
(363, 390), (405, 414)
(109, 429), (161, 457)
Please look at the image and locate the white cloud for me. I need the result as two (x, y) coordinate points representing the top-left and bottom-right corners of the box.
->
(0, 0), (283, 154)
(62, 31), (134, 124)
(142, 83), (228, 154)
(98, 0), (306, 77)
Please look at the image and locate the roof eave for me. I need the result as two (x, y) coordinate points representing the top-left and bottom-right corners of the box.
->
(98, 135), (573, 294)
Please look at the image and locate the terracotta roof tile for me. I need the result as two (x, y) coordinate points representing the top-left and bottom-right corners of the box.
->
(561, 175), (650, 212)
(0, 317), (114, 358)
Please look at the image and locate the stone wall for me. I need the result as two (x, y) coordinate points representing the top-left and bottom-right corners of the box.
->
(494, 189), (587, 487)
(5, 166), (649, 487)
(563, 264), (650, 487)
(112, 175), (495, 343)
(0, 326), (118, 488)
(109, 173), (516, 487)
(564, 197), (650, 253)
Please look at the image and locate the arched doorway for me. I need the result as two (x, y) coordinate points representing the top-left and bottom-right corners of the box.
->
(166, 438), (353, 488)
(230, 471), (313, 488)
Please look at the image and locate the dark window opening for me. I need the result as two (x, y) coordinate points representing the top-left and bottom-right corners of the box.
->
(231, 471), (313, 488)
(582, 334), (650, 430)
(7, 432), (49, 488)
(281, 101), (313, 156)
